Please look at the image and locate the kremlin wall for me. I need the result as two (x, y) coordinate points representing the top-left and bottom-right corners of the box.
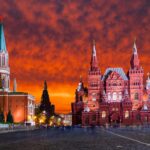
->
(0, 20), (35, 124)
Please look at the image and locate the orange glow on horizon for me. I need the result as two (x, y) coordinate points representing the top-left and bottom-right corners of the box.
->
(0, 0), (149, 114)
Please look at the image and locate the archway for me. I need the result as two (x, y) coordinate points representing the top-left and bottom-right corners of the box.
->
(109, 112), (120, 127)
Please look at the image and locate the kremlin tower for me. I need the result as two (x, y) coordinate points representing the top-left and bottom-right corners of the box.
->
(0, 19), (10, 91)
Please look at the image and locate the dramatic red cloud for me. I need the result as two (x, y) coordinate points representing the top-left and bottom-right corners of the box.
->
(0, 0), (149, 113)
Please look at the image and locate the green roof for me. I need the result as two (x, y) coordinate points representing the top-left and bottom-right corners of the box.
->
(0, 23), (7, 52)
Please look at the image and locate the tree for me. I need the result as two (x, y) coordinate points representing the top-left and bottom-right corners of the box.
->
(6, 111), (13, 123)
(39, 81), (53, 123)
(0, 111), (4, 123)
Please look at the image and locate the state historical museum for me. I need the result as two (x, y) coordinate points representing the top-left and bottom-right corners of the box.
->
(72, 41), (150, 126)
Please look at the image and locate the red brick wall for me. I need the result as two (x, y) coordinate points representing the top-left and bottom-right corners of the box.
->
(0, 92), (28, 123)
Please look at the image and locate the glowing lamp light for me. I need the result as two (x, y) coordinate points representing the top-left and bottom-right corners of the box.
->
(39, 119), (42, 123)
(28, 115), (31, 120)
(33, 116), (37, 120)
(49, 121), (53, 126)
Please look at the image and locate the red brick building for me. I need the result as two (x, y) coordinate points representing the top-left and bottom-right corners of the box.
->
(0, 21), (35, 124)
(72, 41), (150, 126)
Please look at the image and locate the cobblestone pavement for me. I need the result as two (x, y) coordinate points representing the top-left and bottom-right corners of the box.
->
(0, 127), (150, 150)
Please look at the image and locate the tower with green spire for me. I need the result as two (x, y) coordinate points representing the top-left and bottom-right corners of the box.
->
(0, 18), (10, 92)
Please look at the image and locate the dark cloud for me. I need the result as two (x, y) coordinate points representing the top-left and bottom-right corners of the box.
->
(0, 0), (149, 113)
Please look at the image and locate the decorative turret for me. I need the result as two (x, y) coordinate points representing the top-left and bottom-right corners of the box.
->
(129, 40), (144, 110)
(75, 76), (85, 102)
(77, 76), (84, 92)
(0, 18), (10, 92)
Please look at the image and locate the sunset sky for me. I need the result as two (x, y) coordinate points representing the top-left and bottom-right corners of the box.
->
(0, 0), (149, 113)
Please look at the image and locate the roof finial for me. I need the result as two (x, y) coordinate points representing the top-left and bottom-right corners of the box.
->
(92, 39), (96, 56)
(133, 37), (137, 55)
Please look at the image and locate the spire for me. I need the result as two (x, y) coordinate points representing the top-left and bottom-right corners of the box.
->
(130, 39), (140, 69)
(0, 18), (7, 52)
(77, 75), (84, 92)
(90, 40), (99, 71)
(92, 40), (96, 56)
(133, 38), (137, 55)
(13, 78), (17, 92)
(44, 80), (47, 90)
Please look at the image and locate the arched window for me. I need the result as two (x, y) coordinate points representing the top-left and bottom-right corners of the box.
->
(108, 93), (111, 100)
(102, 111), (106, 118)
(125, 111), (129, 119)
(113, 92), (117, 100)
(118, 92), (122, 100)
(134, 93), (139, 100)
(92, 93), (96, 101)
(113, 83), (117, 86)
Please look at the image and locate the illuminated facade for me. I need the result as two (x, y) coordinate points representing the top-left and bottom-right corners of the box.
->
(0, 20), (35, 124)
(72, 41), (150, 126)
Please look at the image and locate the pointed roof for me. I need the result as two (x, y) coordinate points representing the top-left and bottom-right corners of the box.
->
(92, 40), (97, 56)
(90, 40), (99, 71)
(133, 40), (137, 55)
(130, 39), (140, 69)
(0, 20), (7, 52)
(102, 68), (128, 81)
(133, 42), (137, 55)
(44, 80), (47, 90)
(77, 76), (84, 92)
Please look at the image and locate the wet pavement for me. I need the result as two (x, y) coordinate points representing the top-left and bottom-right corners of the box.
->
(0, 127), (150, 150)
